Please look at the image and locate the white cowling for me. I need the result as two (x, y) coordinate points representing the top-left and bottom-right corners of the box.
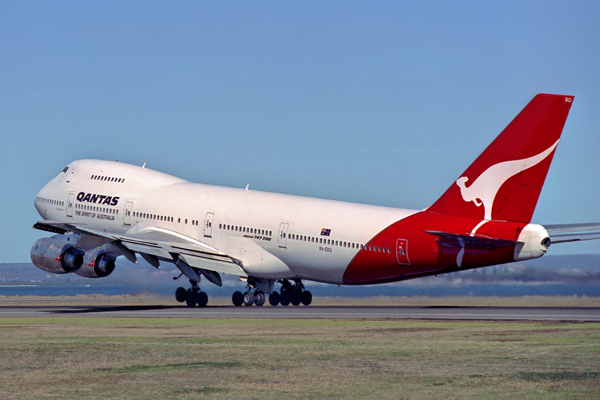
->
(514, 223), (551, 261)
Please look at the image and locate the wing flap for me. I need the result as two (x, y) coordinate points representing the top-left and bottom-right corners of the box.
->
(179, 254), (247, 277)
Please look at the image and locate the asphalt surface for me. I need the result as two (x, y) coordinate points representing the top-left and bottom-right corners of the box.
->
(1, 305), (599, 321)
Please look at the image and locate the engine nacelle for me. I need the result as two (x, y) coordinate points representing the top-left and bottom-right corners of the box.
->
(514, 223), (551, 261)
(75, 249), (117, 278)
(30, 237), (85, 274)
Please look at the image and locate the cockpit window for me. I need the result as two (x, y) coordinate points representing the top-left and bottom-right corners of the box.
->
(62, 166), (69, 173)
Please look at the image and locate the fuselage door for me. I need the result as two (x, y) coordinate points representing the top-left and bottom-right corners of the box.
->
(204, 212), (214, 238)
(124, 201), (133, 226)
(278, 222), (289, 249)
(396, 238), (410, 265)
(66, 193), (75, 217)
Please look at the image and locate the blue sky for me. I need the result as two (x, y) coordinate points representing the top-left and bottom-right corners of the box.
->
(1, 1), (599, 262)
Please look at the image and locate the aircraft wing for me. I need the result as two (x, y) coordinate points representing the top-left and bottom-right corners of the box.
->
(545, 222), (600, 244)
(33, 220), (247, 277)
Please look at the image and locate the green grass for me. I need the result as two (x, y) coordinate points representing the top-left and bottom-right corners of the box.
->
(0, 318), (599, 399)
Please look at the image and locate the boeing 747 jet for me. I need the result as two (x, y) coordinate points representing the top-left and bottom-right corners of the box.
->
(31, 94), (600, 307)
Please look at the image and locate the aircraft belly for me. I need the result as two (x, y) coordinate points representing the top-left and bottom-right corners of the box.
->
(277, 249), (351, 284)
(238, 241), (295, 279)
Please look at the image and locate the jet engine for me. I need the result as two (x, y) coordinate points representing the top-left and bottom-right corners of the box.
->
(75, 249), (117, 278)
(30, 237), (85, 274)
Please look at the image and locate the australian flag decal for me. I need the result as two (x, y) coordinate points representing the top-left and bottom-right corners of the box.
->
(321, 228), (331, 236)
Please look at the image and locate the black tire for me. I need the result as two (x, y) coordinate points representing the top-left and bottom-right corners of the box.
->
(291, 292), (301, 306)
(175, 287), (187, 303)
(232, 291), (244, 307)
(197, 291), (208, 307)
(185, 290), (197, 307)
(280, 292), (291, 306)
(301, 290), (312, 306)
(243, 291), (255, 306)
(254, 291), (266, 306)
(269, 291), (280, 306)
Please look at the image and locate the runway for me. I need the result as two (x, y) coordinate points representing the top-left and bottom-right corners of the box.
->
(1, 305), (599, 321)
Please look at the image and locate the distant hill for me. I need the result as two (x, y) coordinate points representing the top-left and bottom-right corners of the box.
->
(2, 254), (599, 297)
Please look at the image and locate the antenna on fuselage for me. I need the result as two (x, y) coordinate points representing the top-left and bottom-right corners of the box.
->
(142, 162), (146, 169)
(245, 184), (249, 191)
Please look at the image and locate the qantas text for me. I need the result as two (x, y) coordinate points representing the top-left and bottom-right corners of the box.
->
(76, 192), (120, 206)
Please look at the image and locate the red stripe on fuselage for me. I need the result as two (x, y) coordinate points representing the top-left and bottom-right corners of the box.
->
(342, 211), (528, 285)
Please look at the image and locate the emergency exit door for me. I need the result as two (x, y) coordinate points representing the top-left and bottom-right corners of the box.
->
(204, 212), (214, 238)
(396, 238), (410, 265)
(278, 222), (289, 248)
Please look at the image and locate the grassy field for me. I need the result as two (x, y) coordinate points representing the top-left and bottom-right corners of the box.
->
(0, 317), (599, 399)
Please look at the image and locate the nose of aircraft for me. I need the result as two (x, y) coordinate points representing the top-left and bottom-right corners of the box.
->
(34, 178), (57, 218)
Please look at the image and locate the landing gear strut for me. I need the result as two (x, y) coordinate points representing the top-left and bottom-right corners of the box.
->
(175, 280), (208, 307)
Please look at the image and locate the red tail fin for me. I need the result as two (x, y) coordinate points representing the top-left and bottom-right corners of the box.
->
(428, 94), (574, 223)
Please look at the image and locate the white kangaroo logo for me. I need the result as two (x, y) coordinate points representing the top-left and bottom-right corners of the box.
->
(456, 140), (559, 220)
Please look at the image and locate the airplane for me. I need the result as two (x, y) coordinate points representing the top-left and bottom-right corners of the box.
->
(30, 94), (600, 307)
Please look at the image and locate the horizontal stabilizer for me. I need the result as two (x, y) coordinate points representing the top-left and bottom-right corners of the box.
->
(545, 222), (600, 234)
(545, 222), (600, 244)
(550, 232), (600, 244)
(425, 230), (520, 250)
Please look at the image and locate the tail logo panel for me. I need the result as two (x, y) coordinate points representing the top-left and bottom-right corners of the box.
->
(455, 140), (558, 220)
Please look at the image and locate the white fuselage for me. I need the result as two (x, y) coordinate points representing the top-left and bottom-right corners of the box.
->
(35, 160), (416, 284)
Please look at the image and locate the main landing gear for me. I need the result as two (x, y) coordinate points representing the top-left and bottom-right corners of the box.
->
(231, 289), (266, 307)
(232, 279), (312, 307)
(175, 280), (208, 307)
